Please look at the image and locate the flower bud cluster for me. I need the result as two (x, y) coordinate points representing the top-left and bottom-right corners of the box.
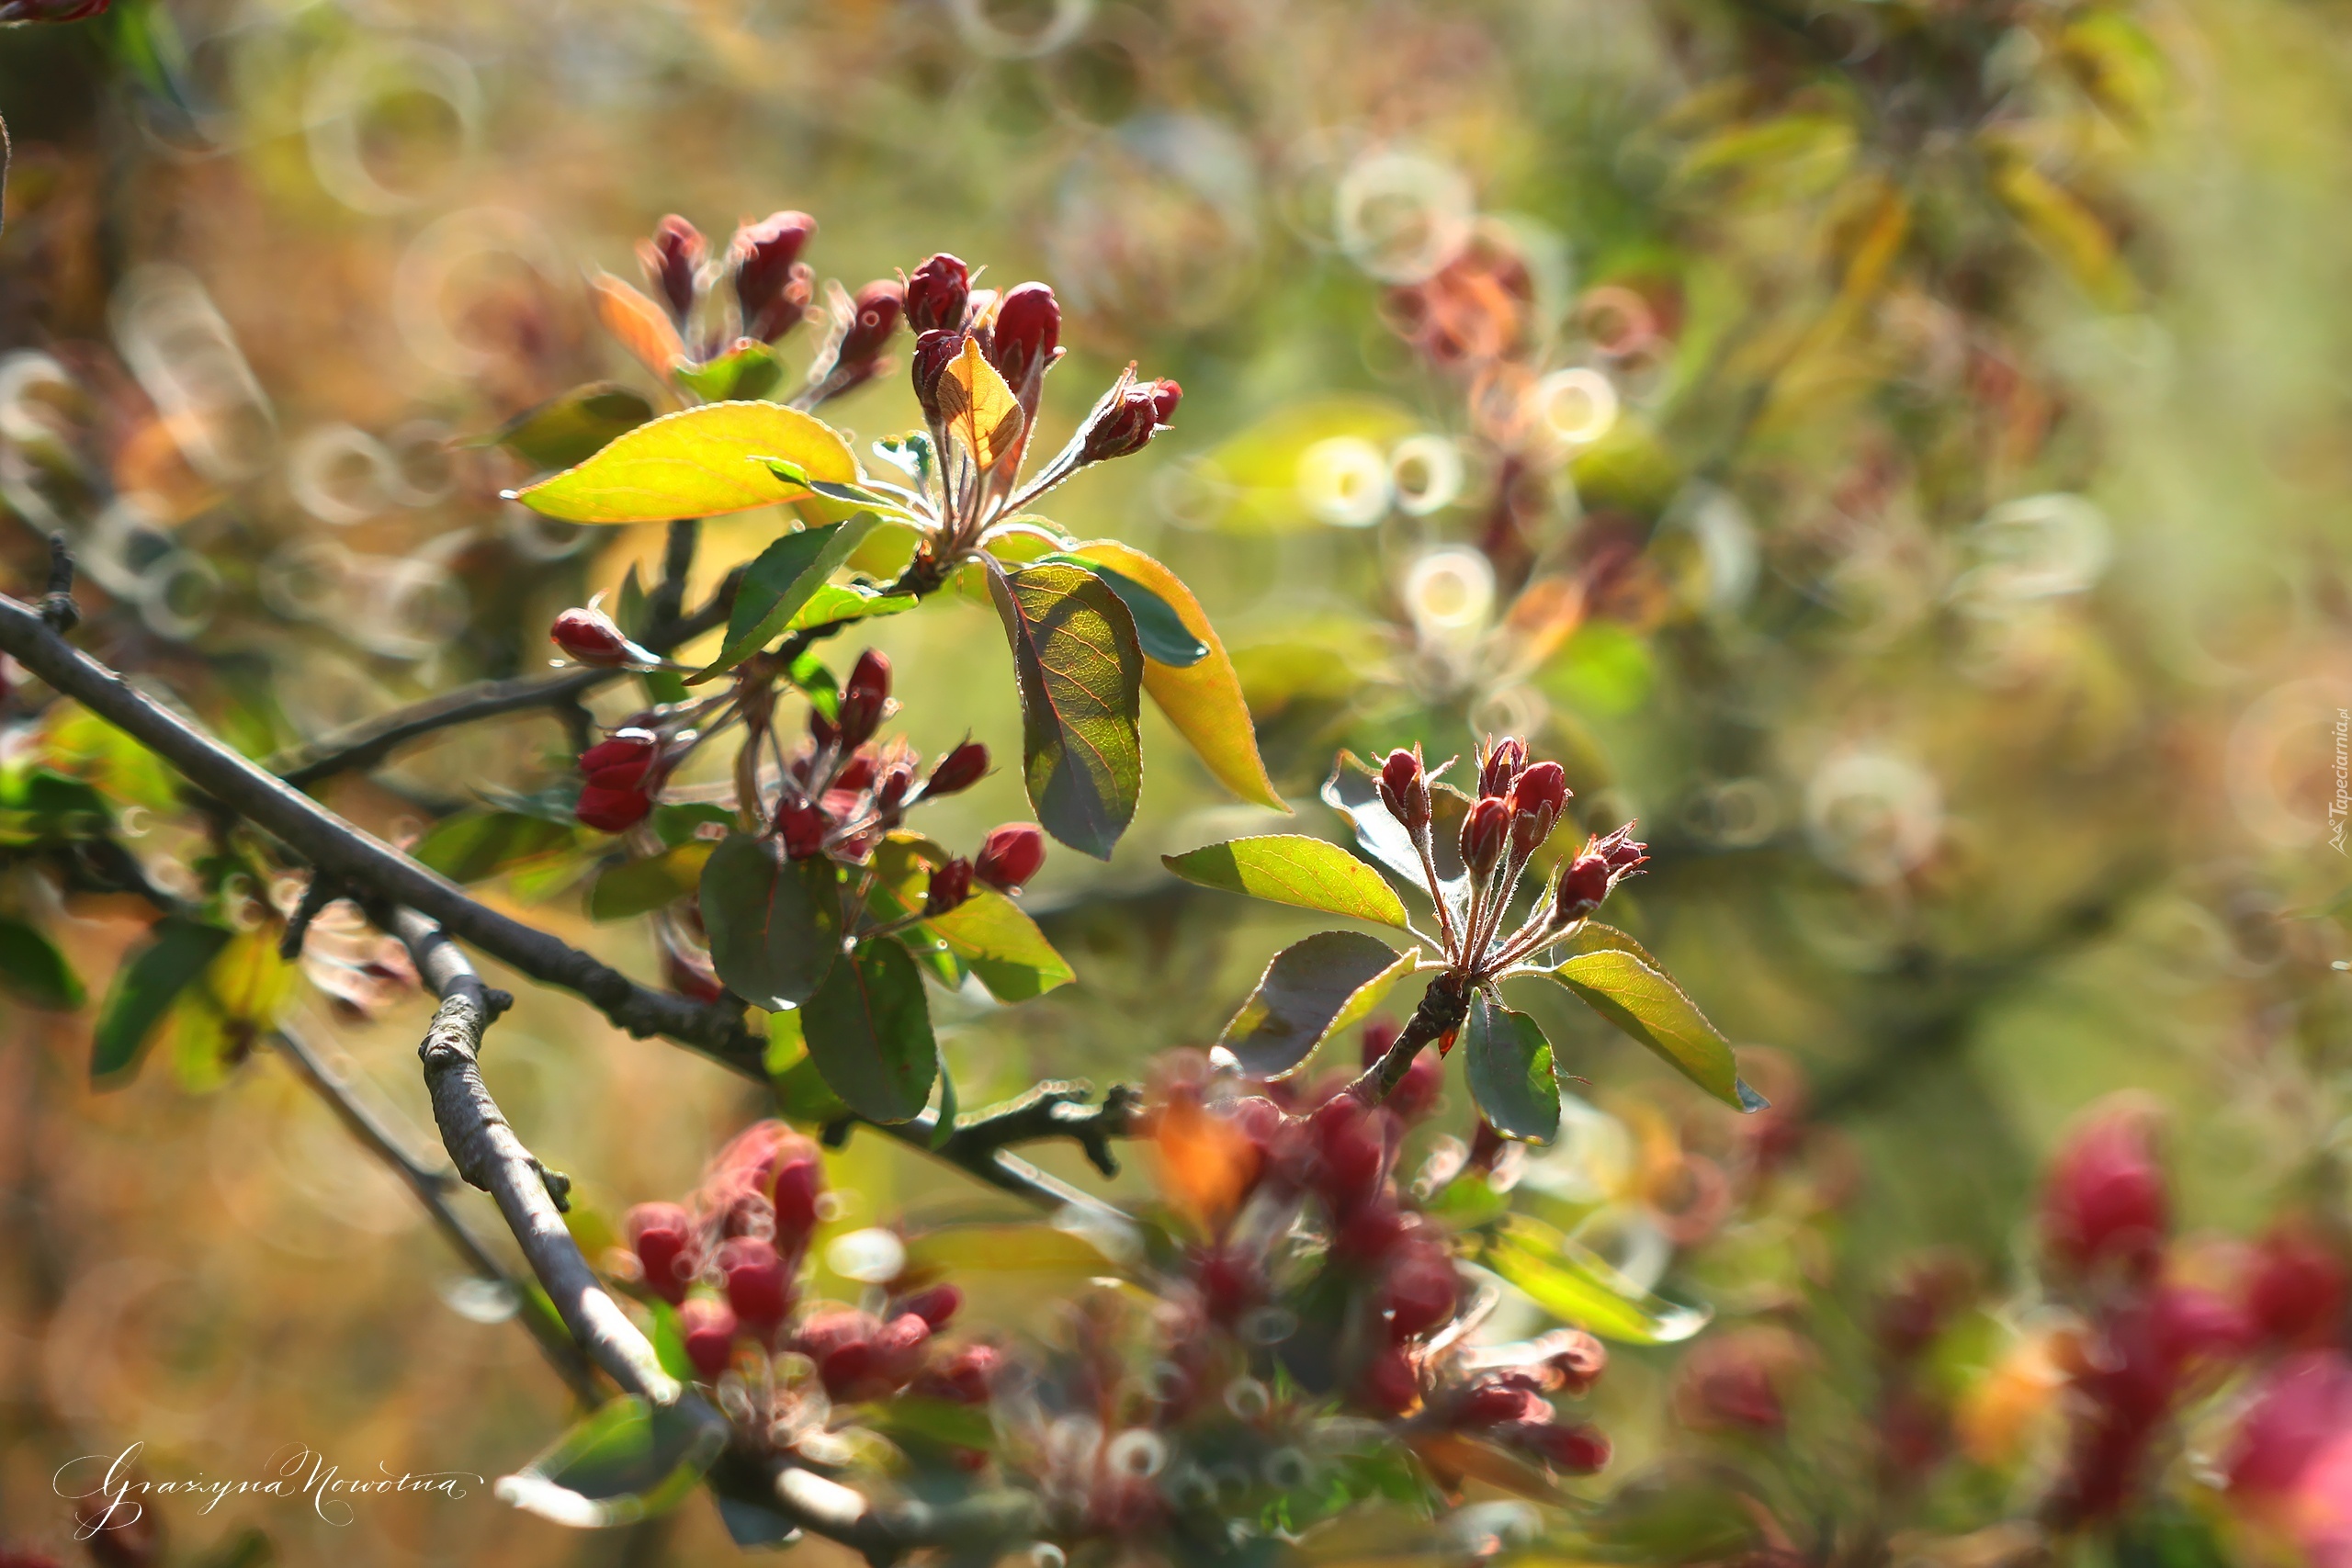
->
(634, 210), (832, 361)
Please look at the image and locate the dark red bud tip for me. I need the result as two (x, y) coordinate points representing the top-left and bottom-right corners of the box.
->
(1460, 796), (1511, 879)
(925, 739), (989, 798)
(905, 253), (972, 335)
(577, 729), (665, 832)
(838, 280), (906, 368)
(911, 329), (967, 421)
(897, 1282), (963, 1329)
(1478, 737), (1527, 801)
(876, 761), (918, 814)
(1517, 1420), (1611, 1474)
(974, 824), (1046, 893)
(731, 211), (818, 342)
(1377, 746), (1433, 834)
(639, 215), (705, 326)
(1079, 373), (1178, 463)
(837, 649), (891, 748)
(1554, 823), (1647, 923)
(626, 1201), (696, 1305)
(678, 1298), (740, 1381)
(550, 606), (635, 668)
(0, 1), (114, 19)
(777, 801), (829, 860)
(1510, 761), (1568, 854)
(990, 282), (1061, 390)
(1150, 378), (1182, 423)
(924, 857), (976, 918)
(721, 1236), (794, 1336)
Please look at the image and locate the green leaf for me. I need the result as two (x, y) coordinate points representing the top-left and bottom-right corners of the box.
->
(1162, 835), (1408, 929)
(1320, 751), (1472, 930)
(588, 841), (715, 921)
(764, 1013), (852, 1124)
(413, 811), (578, 884)
(0, 917), (83, 1010)
(1464, 993), (1558, 1144)
(927, 888), (1074, 1002)
(673, 342), (783, 402)
(865, 1396), (996, 1452)
(1478, 1214), (1712, 1345)
(785, 648), (840, 721)
(700, 833), (841, 1010)
(90, 917), (232, 1087)
(482, 383), (655, 472)
(1037, 555), (1207, 666)
(650, 803), (735, 849)
(1546, 949), (1766, 1112)
(800, 937), (937, 1123)
(493, 1395), (728, 1528)
(760, 458), (922, 523)
(647, 1301), (695, 1384)
(988, 560), (1144, 861)
(509, 401), (857, 525)
(902, 1223), (1115, 1279)
(695, 515), (882, 682)
(785, 581), (918, 632)
(1217, 931), (1415, 1079)
(716, 1495), (803, 1548)
(1070, 540), (1285, 811)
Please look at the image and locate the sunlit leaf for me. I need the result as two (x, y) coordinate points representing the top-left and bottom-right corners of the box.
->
(493, 1394), (728, 1527)
(172, 931), (299, 1094)
(1545, 949), (1766, 1112)
(988, 560), (1144, 861)
(587, 841), (714, 921)
(512, 402), (857, 525)
(764, 1014), (852, 1125)
(935, 335), (1023, 471)
(699, 832), (841, 1010)
(1036, 554), (1205, 667)
(42, 702), (179, 812)
(800, 936), (937, 1123)
(1162, 835), (1408, 929)
(91, 918), (231, 1088)
(673, 341), (782, 402)
(784, 581), (917, 633)
(903, 1223), (1114, 1279)
(1070, 541), (1285, 811)
(1217, 931), (1415, 1079)
(0, 917), (82, 1011)
(1464, 993), (1558, 1144)
(483, 383), (654, 472)
(1478, 1213), (1712, 1345)
(593, 274), (688, 380)
(695, 515), (882, 681)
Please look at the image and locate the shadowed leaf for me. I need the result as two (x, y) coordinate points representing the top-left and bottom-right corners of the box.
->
(695, 514), (883, 681)
(1464, 993), (1558, 1144)
(91, 917), (231, 1088)
(0, 917), (82, 1011)
(801, 937), (937, 1123)
(700, 833), (841, 1010)
(989, 560), (1143, 860)
(588, 841), (714, 921)
(1217, 931), (1414, 1079)
(483, 383), (654, 472)
(494, 1394), (728, 1527)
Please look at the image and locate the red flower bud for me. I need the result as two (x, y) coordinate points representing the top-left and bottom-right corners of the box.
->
(1455, 1377), (1551, 1429)
(875, 761), (917, 814)
(0, 1), (113, 21)
(730, 211), (818, 342)
(577, 729), (666, 832)
(2226, 1349), (2352, 1496)
(1555, 824), (1647, 923)
(1478, 737), (1527, 800)
(1512, 1420), (1611, 1474)
(925, 739), (989, 798)
(626, 1201), (696, 1305)
(924, 857), (975, 918)
(989, 282), (1061, 391)
(2042, 1102), (2168, 1279)
(917, 1342), (1000, 1404)
(1545, 1329), (1609, 1395)
(777, 801), (829, 860)
(836, 279), (905, 370)
(720, 1236), (793, 1337)
(975, 824), (1046, 893)
(1309, 1096), (1395, 1213)
(771, 1149), (824, 1247)
(835, 750), (876, 794)
(1080, 374), (1180, 463)
(1459, 795), (1511, 879)
(1510, 761), (1568, 854)
(905, 253), (971, 335)
(639, 215), (704, 327)
(896, 1283), (962, 1330)
(1377, 746), (1431, 835)
(679, 1298), (739, 1381)
(2247, 1228), (2348, 1348)
(871, 1312), (934, 1391)
(550, 605), (659, 670)
(1359, 1345), (1421, 1415)
(839, 649), (890, 748)
(1383, 1245), (1461, 1340)
(911, 328), (967, 423)
(1196, 1246), (1261, 1322)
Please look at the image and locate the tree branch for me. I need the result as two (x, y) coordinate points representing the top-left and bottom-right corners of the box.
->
(268, 1018), (605, 1406)
(1346, 973), (1472, 1106)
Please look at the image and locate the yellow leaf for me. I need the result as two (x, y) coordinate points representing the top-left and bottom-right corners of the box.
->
(1069, 540), (1287, 812)
(1990, 159), (2135, 309)
(934, 336), (1023, 472)
(511, 402), (858, 524)
(593, 274), (688, 380)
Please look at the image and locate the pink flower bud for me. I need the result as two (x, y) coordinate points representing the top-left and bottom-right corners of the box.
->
(1513, 1420), (1611, 1474)
(678, 1298), (739, 1381)
(1509, 761), (1568, 854)
(771, 1149), (824, 1247)
(836, 280), (904, 370)
(626, 1201), (696, 1305)
(777, 802), (829, 860)
(875, 761), (917, 814)
(1454, 1377), (1551, 1430)
(1382, 1245), (1461, 1340)
(1196, 1246), (1261, 1322)
(1555, 824), (1647, 922)
(638, 215), (704, 327)
(924, 857), (975, 918)
(1309, 1096), (1394, 1213)
(2042, 1103), (2169, 1278)
(989, 282), (1060, 390)
(730, 211), (817, 341)
(2245, 1227), (2348, 1348)
(1376, 746), (1430, 834)
(549, 606), (636, 667)
(720, 1236), (793, 1337)
(917, 1343), (1000, 1405)
(2226, 1350), (2352, 1496)
(895, 1283), (962, 1330)
(925, 739), (989, 798)
(975, 824), (1046, 893)
(1359, 1345), (1421, 1415)
(1478, 737), (1526, 800)
(1459, 796), (1511, 879)
(905, 253), (971, 334)
(838, 649), (890, 748)
(1079, 375), (1179, 463)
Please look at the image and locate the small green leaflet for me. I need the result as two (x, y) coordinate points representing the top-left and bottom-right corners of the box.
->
(674, 342), (783, 402)
(1035, 554), (1209, 667)
(90, 917), (232, 1087)
(1464, 993), (1558, 1144)
(1545, 948), (1767, 1112)
(759, 458), (921, 524)
(0, 917), (84, 1011)
(800, 937), (938, 1123)
(412, 811), (577, 884)
(493, 1394), (729, 1527)
(695, 515), (881, 682)
(1162, 834), (1408, 929)
(1478, 1213), (1712, 1345)
(1216, 931), (1416, 1078)
(587, 841), (713, 920)
(699, 834), (842, 1010)
(481, 383), (654, 472)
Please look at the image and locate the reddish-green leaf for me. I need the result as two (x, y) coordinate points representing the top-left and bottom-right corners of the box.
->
(1162, 834), (1408, 929)
(800, 937), (937, 1123)
(700, 832), (841, 1010)
(1217, 931), (1415, 1079)
(988, 560), (1143, 861)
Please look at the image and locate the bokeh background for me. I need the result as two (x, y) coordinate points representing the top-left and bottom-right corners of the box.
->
(4, 0), (2352, 1561)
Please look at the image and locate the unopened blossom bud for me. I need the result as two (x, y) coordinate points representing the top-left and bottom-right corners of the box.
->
(678, 1298), (739, 1381)
(975, 824), (1046, 893)
(1454, 1376), (1550, 1429)
(800, 1309), (878, 1399)
(904, 253), (971, 334)
(911, 328), (966, 423)
(1459, 796), (1511, 879)
(874, 1312), (934, 1383)
(838, 649), (890, 748)
(1359, 1345), (1421, 1416)
(1377, 746), (1431, 834)
(1479, 737), (1527, 800)
(639, 215), (704, 327)
(925, 739), (989, 798)
(1509, 761), (1568, 854)
(1309, 1096), (1394, 1213)
(1555, 824), (1648, 923)
(1, 1), (113, 20)
(1545, 1329), (1609, 1395)
(730, 211), (817, 342)
(924, 857), (975, 918)
(875, 761), (917, 814)
(1079, 376), (1180, 463)
(771, 1147), (824, 1247)
(896, 1283), (963, 1329)
(2042, 1102), (2168, 1278)
(774, 801), (826, 860)
(549, 605), (647, 668)
(836, 279), (905, 371)
(2246, 1227), (2348, 1348)
(989, 281), (1060, 390)
(577, 730), (665, 832)
(720, 1236), (793, 1337)
(626, 1201), (696, 1305)
(1383, 1245), (1462, 1339)
(918, 1343), (1000, 1404)
(1514, 1420), (1611, 1474)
